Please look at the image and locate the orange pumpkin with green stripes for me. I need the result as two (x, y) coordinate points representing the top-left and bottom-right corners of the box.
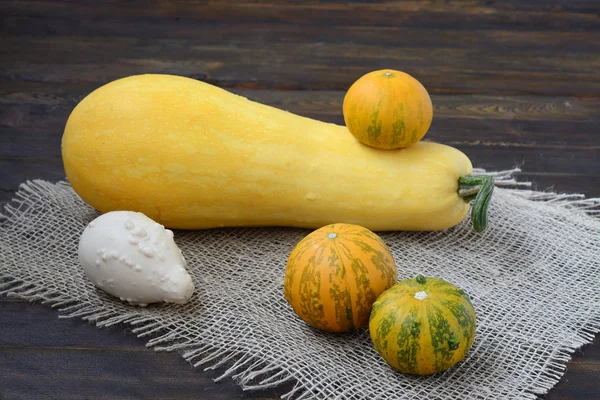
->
(343, 69), (433, 149)
(369, 275), (476, 375)
(284, 223), (398, 332)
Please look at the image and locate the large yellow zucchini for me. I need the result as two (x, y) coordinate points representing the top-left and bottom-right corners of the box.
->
(62, 74), (491, 232)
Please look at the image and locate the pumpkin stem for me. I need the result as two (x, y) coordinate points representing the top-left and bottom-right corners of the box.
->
(458, 175), (494, 232)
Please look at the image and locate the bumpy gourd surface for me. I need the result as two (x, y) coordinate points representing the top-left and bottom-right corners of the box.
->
(369, 276), (477, 375)
(284, 223), (397, 332)
(343, 69), (433, 149)
(62, 74), (471, 230)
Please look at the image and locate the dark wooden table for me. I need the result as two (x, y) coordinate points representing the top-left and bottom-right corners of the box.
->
(1, 1), (599, 399)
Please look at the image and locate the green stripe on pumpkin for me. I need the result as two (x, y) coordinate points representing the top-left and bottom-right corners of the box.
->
(298, 246), (327, 329)
(344, 232), (396, 285)
(367, 109), (383, 144)
(440, 297), (476, 345)
(393, 307), (421, 374)
(426, 302), (459, 373)
(336, 238), (375, 328)
(391, 101), (406, 148)
(327, 240), (355, 331)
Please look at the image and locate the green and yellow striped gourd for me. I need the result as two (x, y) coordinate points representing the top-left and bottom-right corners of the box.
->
(369, 275), (476, 375)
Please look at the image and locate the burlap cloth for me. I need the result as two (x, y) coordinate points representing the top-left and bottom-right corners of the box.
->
(1, 169), (599, 400)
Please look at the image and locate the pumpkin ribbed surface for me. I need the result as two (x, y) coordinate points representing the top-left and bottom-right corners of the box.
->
(369, 275), (476, 375)
(343, 69), (433, 149)
(284, 223), (397, 333)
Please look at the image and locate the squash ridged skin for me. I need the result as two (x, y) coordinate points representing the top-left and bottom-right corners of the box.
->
(284, 223), (397, 332)
(343, 69), (433, 149)
(369, 276), (476, 375)
(61, 74), (472, 231)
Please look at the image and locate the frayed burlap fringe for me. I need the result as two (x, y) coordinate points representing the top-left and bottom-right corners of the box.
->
(1, 170), (599, 400)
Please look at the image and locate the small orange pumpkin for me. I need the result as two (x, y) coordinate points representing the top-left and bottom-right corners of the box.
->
(283, 223), (398, 332)
(343, 69), (433, 149)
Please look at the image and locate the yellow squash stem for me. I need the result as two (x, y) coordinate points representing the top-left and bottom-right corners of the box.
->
(458, 175), (494, 232)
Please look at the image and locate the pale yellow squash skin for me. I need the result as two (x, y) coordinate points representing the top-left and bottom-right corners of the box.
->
(62, 74), (473, 231)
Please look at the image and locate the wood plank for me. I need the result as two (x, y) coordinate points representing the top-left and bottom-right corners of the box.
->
(3, 84), (598, 121)
(0, 335), (598, 400)
(3, 13), (599, 52)
(0, 85), (593, 120)
(544, 362), (600, 399)
(1, 35), (598, 95)
(0, 347), (288, 400)
(0, 294), (24, 303)
(0, 159), (66, 190)
(455, 145), (599, 172)
(2, 84), (598, 126)
(0, 90), (598, 158)
(3, 115), (598, 159)
(512, 174), (600, 197)
(2, 1), (599, 31)
(525, 0), (600, 12)
(0, 298), (598, 399)
(0, 301), (144, 349)
(0, 318), (597, 400)
(0, 301), (597, 400)
(0, 190), (16, 204)
(0, 82), (95, 107)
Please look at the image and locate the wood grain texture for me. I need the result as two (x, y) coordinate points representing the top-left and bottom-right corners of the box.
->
(2, 103), (599, 157)
(0, 301), (291, 400)
(1, 1), (599, 399)
(0, 347), (289, 400)
(3, 0), (599, 30)
(4, 83), (599, 120)
(1, 84), (599, 143)
(1, 2), (599, 95)
(0, 301), (144, 348)
(1, 35), (597, 95)
(0, 85), (598, 165)
(0, 297), (597, 400)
